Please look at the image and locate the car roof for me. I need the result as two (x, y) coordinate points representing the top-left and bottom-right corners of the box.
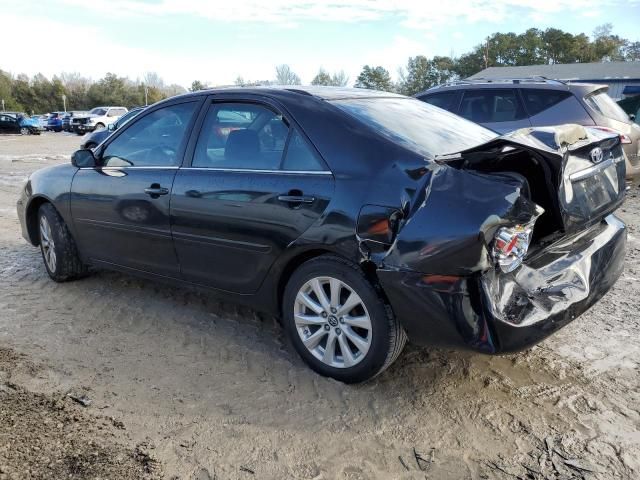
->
(172, 85), (405, 102)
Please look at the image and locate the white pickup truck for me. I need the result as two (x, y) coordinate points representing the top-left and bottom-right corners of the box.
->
(72, 106), (128, 134)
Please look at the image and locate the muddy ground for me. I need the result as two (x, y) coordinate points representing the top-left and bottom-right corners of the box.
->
(0, 132), (639, 480)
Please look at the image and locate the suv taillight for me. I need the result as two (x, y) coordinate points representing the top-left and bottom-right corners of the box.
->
(592, 126), (632, 144)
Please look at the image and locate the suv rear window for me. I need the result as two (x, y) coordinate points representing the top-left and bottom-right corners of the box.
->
(459, 89), (526, 123)
(332, 97), (496, 158)
(522, 89), (572, 116)
(584, 91), (630, 123)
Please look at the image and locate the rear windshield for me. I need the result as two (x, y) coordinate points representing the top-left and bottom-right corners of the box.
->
(584, 91), (630, 123)
(332, 97), (497, 158)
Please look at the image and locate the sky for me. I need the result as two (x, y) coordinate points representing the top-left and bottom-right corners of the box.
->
(2, 0), (639, 89)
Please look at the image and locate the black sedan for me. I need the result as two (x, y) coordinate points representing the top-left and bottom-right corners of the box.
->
(80, 107), (145, 149)
(0, 113), (43, 135)
(16, 87), (627, 383)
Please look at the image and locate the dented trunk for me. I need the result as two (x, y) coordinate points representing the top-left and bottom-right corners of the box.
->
(369, 125), (627, 353)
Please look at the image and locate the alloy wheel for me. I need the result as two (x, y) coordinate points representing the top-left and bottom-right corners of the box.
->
(39, 215), (57, 272)
(20, 127), (30, 135)
(294, 276), (372, 368)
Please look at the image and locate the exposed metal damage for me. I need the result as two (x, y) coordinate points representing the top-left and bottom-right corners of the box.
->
(359, 125), (627, 353)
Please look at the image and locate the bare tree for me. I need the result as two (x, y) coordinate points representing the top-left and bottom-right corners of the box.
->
(274, 64), (301, 85)
(143, 71), (164, 89)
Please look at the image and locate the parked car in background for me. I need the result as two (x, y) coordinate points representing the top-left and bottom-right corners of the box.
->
(416, 79), (640, 180)
(47, 112), (66, 132)
(72, 106), (128, 134)
(17, 87), (626, 383)
(80, 107), (145, 149)
(62, 111), (88, 132)
(32, 114), (49, 129)
(0, 112), (43, 135)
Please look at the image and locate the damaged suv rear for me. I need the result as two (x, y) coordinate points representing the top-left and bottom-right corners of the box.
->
(18, 87), (626, 383)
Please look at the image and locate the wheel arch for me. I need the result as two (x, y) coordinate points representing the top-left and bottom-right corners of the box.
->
(25, 195), (55, 246)
(274, 248), (387, 316)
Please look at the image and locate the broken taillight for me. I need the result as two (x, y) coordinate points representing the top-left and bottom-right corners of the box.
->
(492, 224), (534, 273)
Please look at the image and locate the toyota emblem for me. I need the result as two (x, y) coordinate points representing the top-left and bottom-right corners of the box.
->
(589, 147), (604, 163)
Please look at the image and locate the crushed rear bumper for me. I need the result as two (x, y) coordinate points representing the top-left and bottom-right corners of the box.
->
(378, 214), (626, 353)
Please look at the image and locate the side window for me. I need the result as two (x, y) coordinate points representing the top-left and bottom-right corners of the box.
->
(459, 89), (525, 123)
(101, 101), (197, 167)
(522, 89), (572, 116)
(419, 92), (459, 113)
(281, 130), (326, 171)
(193, 103), (289, 170)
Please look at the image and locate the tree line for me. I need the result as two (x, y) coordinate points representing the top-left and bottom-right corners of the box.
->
(2, 23), (638, 114)
(357, 23), (640, 95)
(0, 71), (186, 114)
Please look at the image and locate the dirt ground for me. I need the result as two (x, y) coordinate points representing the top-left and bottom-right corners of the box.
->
(0, 132), (639, 480)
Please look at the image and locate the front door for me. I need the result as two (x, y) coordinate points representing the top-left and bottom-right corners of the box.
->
(70, 100), (200, 277)
(170, 100), (334, 293)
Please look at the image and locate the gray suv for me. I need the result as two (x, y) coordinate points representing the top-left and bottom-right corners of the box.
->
(416, 78), (640, 180)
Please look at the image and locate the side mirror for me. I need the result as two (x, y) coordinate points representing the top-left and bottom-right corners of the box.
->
(108, 123), (116, 131)
(71, 149), (97, 168)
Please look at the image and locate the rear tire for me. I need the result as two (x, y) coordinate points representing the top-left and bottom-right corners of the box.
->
(95, 123), (105, 131)
(283, 254), (406, 383)
(38, 203), (88, 282)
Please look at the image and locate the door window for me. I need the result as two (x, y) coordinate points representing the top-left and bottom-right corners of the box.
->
(418, 91), (459, 113)
(521, 89), (572, 116)
(101, 102), (198, 167)
(193, 103), (289, 170)
(459, 90), (525, 123)
(281, 130), (326, 171)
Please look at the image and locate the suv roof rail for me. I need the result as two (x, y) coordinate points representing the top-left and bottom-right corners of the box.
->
(428, 76), (568, 90)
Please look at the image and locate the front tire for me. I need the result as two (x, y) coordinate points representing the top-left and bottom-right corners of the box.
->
(94, 123), (105, 131)
(38, 203), (88, 282)
(283, 255), (406, 383)
(20, 127), (30, 135)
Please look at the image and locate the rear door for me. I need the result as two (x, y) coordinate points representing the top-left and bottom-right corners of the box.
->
(70, 98), (202, 277)
(458, 89), (531, 133)
(170, 97), (334, 294)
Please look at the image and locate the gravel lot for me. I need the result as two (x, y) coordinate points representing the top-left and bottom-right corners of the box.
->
(1, 132), (639, 480)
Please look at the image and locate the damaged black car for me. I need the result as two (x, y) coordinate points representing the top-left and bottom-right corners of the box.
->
(16, 87), (626, 383)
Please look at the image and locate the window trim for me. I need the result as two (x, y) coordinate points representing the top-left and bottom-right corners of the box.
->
(184, 95), (331, 174)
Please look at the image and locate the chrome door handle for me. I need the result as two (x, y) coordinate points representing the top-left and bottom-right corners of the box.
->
(277, 195), (315, 204)
(144, 186), (169, 197)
